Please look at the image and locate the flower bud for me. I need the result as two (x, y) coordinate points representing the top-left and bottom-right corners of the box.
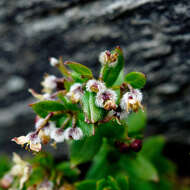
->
(120, 89), (143, 113)
(96, 89), (117, 110)
(66, 83), (83, 103)
(130, 139), (142, 152)
(115, 141), (130, 153)
(86, 79), (106, 93)
(49, 57), (59, 67)
(64, 127), (83, 140)
(50, 128), (65, 143)
(41, 75), (57, 93)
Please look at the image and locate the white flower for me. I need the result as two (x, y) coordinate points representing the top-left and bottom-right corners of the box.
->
(10, 153), (32, 190)
(41, 75), (57, 92)
(96, 89), (117, 110)
(49, 57), (59, 67)
(120, 89), (143, 113)
(35, 118), (45, 130)
(12, 132), (42, 152)
(38, 121), (56, 144)
(99, 50), (118, 67)
(66, 83), (83, 103)
(99, 51), (109, 65)
(86, 79), (106, 93)
(50, 128), (65, 143)
(0, 174), (13, 189)
(43, 93), (54, 100)
(28, 89), (54, 101)
(38, 180), (54, 190)
(64, 127), (83, 140)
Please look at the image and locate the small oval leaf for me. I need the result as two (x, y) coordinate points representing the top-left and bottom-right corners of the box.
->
(31, 100), (65, 118)
(65, 61), (93, 78)
(125, 72), (146, 89)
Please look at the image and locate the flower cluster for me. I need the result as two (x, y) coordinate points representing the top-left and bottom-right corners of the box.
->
(12, 47), (145, 153)
(12, 114), (83, 152)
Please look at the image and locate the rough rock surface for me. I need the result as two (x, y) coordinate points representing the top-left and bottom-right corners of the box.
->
(0, 0), (190, 155)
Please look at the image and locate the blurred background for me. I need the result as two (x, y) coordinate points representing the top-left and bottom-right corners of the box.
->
(0, 0), (190, 177)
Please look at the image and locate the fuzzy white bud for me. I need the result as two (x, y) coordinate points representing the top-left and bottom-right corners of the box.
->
(86, 79), (106, 93)
(64, 127), (83, 140)
(42, 75), (57, 90)
(49, 57), (59, 67)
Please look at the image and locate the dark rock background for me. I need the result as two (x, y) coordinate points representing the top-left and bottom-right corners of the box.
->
(0, 0), (190, 170)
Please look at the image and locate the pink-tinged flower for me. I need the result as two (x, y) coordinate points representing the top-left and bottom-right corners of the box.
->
(64, 127), (83, 140)
(99, 50), (118, 67)
(66, 83), (83, 103)
(120, 89), (143, 113)
(0, 174), (13, 189)
(41, 75), (57, 93)
(49, 57), (59, 67)
(95, 89), (117, 110)
(38, 180), (54, 190)
(12, 132), (42, 152)
(10, 153), (32, 189)
(50, 128), (65, 143)
(28, 89), (55, 101)
(86, 79), (106, 93)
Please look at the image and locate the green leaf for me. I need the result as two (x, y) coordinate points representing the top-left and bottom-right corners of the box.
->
(70, 134), (102, 166)
(56, 162), (80, 180)
(31, 100), (65, 118)
(96, 177), (120, 190)
(125, 72), (146, 89)
(81, 91), (105, 123)
(57, 92), (80, 111)
(101, 47), (125, 87)
(26, 167), (45, 187)
(119, 154), (159, 182)
(31, 152), (54, 169)
(75, 180), (96, 190)
(65, 61), (93, 78)
(116, 175), (129, 190)
(127, 110), (146, 135)
(113, 69), (125, 86)
(98, 119), (125, 139)
(0, 155), (11, 178)
(86, 139), (111, 180)
(140, 136), (165, 162)
(77, 112), (95, 137)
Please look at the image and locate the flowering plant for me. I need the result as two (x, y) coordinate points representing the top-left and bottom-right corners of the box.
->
(0, 47), (177, 190)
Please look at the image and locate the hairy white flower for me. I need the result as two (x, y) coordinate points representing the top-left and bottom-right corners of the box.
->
(0, 174), (13, 189)
(99, 50), (118, 67)
(64, 127), (83, 140)
(49, 57), (59, 67)
(10, 153), (32, 189)
(12, 132), (42, 152)
(96, 89), (117, 110)
(43, 93), (54, 100)
(41, 75), (57, 91)
(99, 51), (109, 65)
(50, 128), (65, 143)
(35, 118), (45, 130)
(66, 83), (83, 103)
(120, 89), (143, 113)
(38, 180), (54, 190)
(86, 79), (106, 93)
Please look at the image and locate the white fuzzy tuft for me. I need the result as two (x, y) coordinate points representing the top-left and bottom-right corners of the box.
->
(95, 89), (117, 108)
(42, 75), (57, 90)
(86, 79), (106, 92)
(50, 128), (65, 143)
(64, 127), (83, 140)
(50, 57), (59, 67)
